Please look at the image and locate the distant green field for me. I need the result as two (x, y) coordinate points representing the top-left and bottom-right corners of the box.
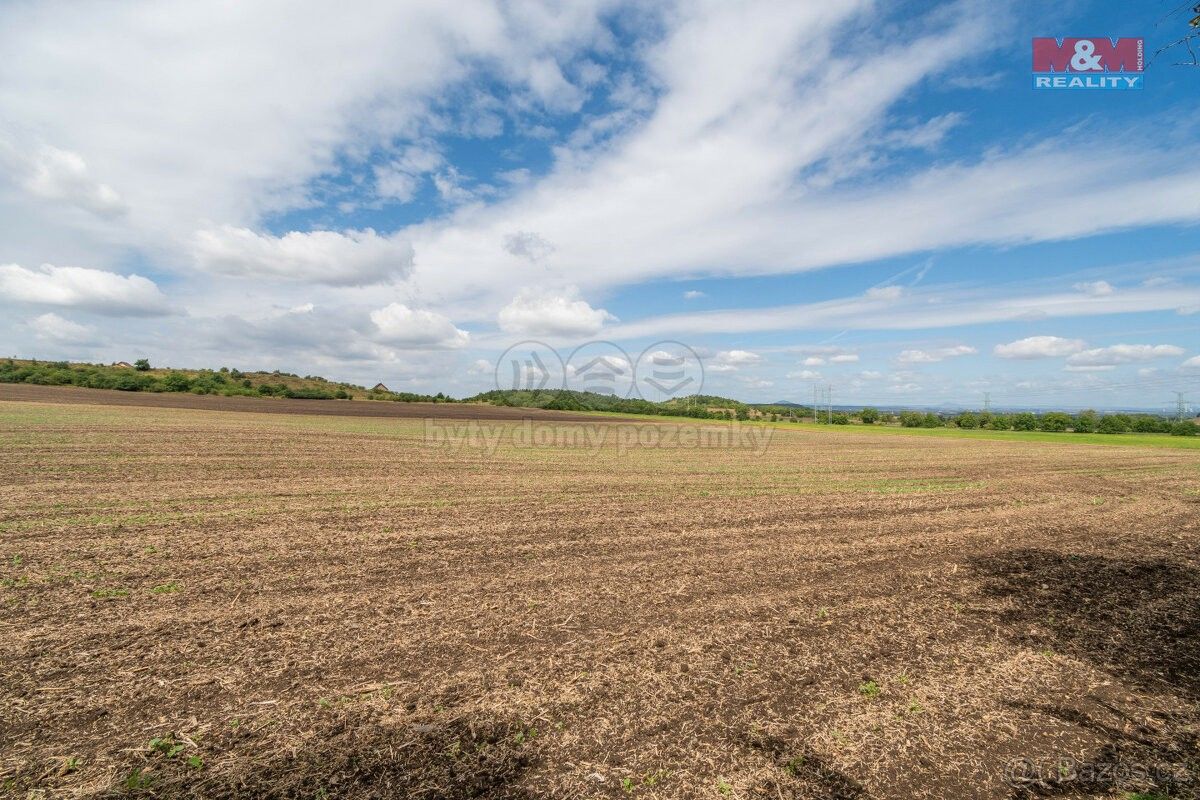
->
(577, 409), (1200, 450)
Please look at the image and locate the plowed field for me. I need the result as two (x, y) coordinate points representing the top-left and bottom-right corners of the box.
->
(2, 398), (1198, 799)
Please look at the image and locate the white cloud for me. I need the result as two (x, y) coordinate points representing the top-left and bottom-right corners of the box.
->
(432, 167), (480, 205)
(993, 335), (1087, 359)
(715, 349), (761, 365)
(897, 345), (976, 363)
(885, 112), (964, 151)
(496, 168), (531, 185)
(803, 356), (825, 366)
(497, 287), (614, 337)
(0, 1), (618, 266)
(373, 168), (421, 203)
(610, 281), (1200, 339)
(683, 290), (705, 300)
(1066, 343), (1185, 367)
(28, 312), (96, 345)
(15, 145), (127, 218)
(567, 354), (630, 377)
(0, 263), (168, 315)
(865, 285), (905, 301)
(1074, 280), (1114, 297)
(828, 353), (859, 363)
(369, 303), (469, 349)
(708, 349), (761, 372)
(859, 370), (884, 379)
(503, 231), (555, 262)
(192, 226), (413, 286)
(786, 369), (822, 380)
(1, 1), (1196, 404)
(1182, 355), (1200, 369)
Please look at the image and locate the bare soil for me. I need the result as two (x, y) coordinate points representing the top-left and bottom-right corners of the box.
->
(1, 396), (1198, 799)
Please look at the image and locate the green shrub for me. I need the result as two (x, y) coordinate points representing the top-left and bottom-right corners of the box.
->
(1039, 412), (1072, 432)
(1131, 416), (1166, 433)
(1011, 412), (1037, 431)
(1170, 421), (1198, 437)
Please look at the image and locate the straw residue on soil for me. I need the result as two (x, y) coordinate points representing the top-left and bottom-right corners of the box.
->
(1, 400), (1198, 799)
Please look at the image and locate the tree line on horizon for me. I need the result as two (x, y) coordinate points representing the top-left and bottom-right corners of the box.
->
(2, 359), (1194, 436)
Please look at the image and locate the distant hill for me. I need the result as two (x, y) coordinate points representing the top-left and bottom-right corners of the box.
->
(0, 358), (449, 403)
(466, 389), (747, 418)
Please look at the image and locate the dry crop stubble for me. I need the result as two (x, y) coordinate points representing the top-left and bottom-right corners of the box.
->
(1, 398), (1198, 799)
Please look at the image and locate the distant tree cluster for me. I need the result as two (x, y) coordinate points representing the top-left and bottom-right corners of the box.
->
(475, 390), (1197, 436)
(0, 359), (366, 401)
(894, 408), (1196, 436)
(5, 358), (1196, 435)
(472, 389), (744, 418)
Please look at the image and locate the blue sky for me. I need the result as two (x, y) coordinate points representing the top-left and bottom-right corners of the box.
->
(1, 0), (1198, 409)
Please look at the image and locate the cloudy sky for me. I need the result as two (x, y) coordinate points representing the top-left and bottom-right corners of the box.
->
(2, 0), (1198, 409)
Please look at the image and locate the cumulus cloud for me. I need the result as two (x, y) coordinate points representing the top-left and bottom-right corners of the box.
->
(15, 145), (127, 218)
(192, 226), (413, 286)
(1066, 343), (1185, 367)
(803, 356), (825, 366)
(28, 312), (97, 345)
(0, 263), (169, 315)
(786, 369), (822, 380)
(497, 287), (614, 337)
(707, 349), (761, 373)
(683, 290), (705, 300)
(897, 345), (976, 363)
(828, 353), (859, 363)
(373, 169), (420, 203)
(993, 336), (1087, 359)
(715, 350), (761, 365)
(1182, 355), (1200, 369)
(369, 303), (469, 348)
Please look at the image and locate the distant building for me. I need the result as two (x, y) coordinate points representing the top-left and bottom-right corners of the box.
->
(112, 361), (134, 368)
(372, 383), (390, 393)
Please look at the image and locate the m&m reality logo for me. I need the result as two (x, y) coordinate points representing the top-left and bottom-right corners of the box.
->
(1032, 37), (1144, 89)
